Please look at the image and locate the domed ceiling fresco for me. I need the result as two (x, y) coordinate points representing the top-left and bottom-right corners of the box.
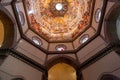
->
(24, 0), (92, 42)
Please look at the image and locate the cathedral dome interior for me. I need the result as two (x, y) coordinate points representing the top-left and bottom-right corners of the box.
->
(0, 0), (120, 80)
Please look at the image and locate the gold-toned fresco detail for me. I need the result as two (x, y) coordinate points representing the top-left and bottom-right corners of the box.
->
(25, 0), (91, 42)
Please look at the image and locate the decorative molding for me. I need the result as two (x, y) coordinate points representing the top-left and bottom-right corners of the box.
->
(0, 43), (119, 80)
(78, 43), (119, 71)
(0, 48), (47, 72)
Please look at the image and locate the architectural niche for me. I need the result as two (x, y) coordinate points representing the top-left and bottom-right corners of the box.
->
(0, 5), (16, 48)
(100, 74), (120, 80)
(105, 3), (120, 52)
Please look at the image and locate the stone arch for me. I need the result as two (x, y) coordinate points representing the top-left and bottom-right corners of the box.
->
(43, 55), (82, 80)
(99, 74), (120, 80)
(0, 4), (17, 48)
(45, 56), (79, 70)
(104, 2), (120, 44)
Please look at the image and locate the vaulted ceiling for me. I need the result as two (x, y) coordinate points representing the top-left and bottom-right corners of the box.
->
(0, 0), (120, 80)
(9, 0), (100, 54)
(24, 0), (91, 42)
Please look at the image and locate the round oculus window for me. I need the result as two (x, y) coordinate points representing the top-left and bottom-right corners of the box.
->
(32, 36), (42, 46)
(18, 11), (25, 26)
(55, 3), (63, 11)
(95, 8), (101, 23)
(56, 44), (67, 51)
(80, 34), (89, 44)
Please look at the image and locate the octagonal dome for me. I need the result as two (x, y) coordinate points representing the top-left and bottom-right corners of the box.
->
(24, 0), (92, 42)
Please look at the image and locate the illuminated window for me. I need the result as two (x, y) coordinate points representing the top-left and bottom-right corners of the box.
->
(55, 3), (63, 11)
(32, 36), (42, 46)
(80, 34), (89, 44)
(18, 11), (25, 26)
(95, 8), (101, 23)
(56, 44), (67, 51)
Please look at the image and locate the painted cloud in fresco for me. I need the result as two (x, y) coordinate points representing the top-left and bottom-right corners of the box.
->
(25, 0), (92, 42)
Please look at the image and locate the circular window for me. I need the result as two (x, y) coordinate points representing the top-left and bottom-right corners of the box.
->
(56, 44), (67, 51)
(95, 8), (101, 23)
(18, 11), (25, 26)
(80, 34), (89, 44)
(32, 36), (42, 46)
(55, 3), (63, 11)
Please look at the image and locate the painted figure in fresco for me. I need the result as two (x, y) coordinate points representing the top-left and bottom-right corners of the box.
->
(25, 0), (91, 41)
